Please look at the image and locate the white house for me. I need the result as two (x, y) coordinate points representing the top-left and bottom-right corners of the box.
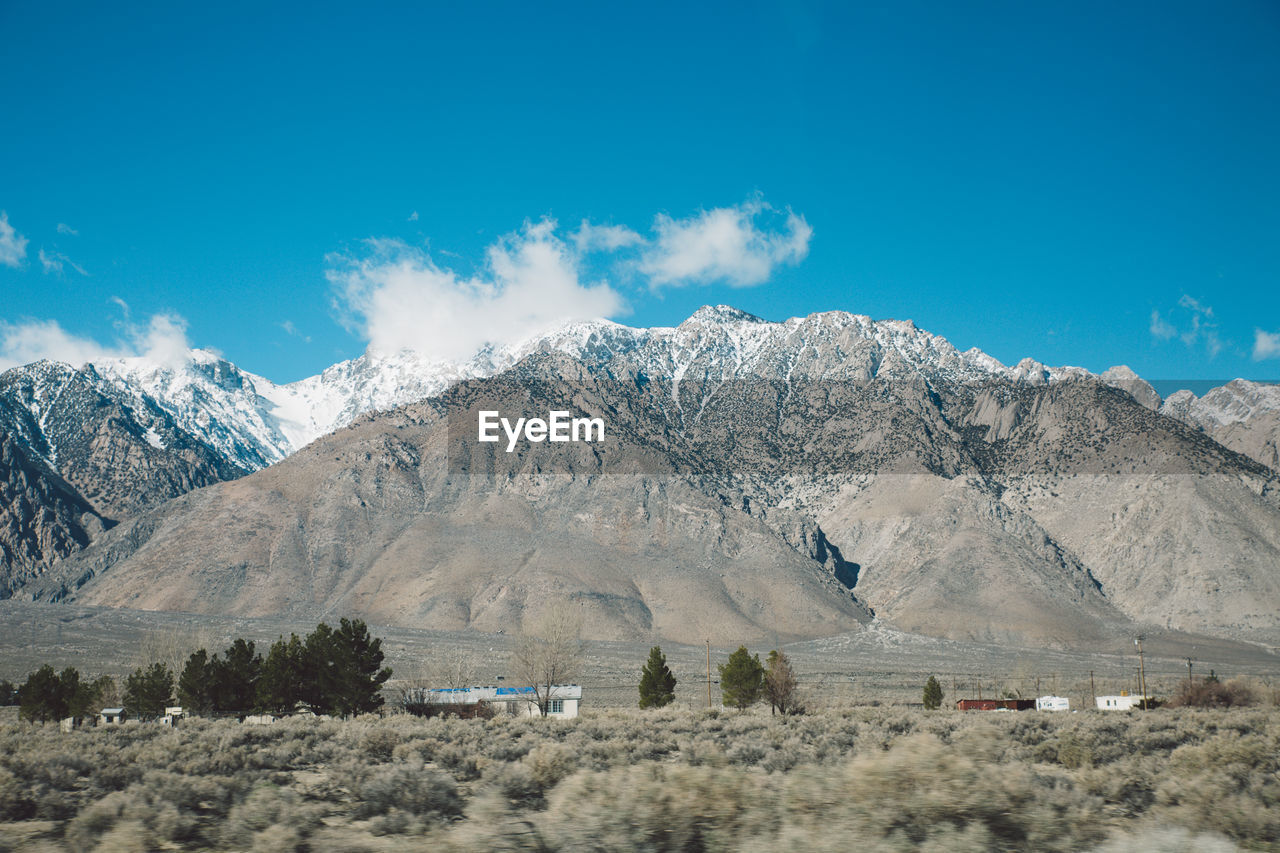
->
(98, 708), (126, 725)
(406, 685), (582, 718)
(1096, 694), (1143, 710)
(1036, 695), (1070, 711)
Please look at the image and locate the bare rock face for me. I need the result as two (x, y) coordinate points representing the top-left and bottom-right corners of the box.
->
(9, 307), (1280, 650)
(0, 431), (106, 598)
(1161, 380), (1280, 473)
(0, 361), (245, 595)
(23, 372), (872, 645)
(21, 346), (1280, 649)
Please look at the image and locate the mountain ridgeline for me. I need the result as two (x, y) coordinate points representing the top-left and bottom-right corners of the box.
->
(4, 306), (1279, 651)
(2, 306), (1278, 650)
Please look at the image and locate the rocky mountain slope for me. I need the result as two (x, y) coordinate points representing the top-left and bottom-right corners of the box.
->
(5, 305), (1279, 649)
(0, 362), (245, 594)
(19, 336), (1280, 648)
(1160, 379), (1280, 472)
(9, 305), (1277, 475)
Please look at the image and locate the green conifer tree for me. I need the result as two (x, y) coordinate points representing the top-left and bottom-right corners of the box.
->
(123, 662), (173, 720)
(638, 646), (677, 709)
(923, 675), (944, 710)
(718, 646), (764, 710)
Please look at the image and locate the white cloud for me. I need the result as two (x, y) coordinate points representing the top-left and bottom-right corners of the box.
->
(328, 218), (625, 362)
(407, 211), (419, 222)
(1149, 310), (1177, 340)
(279, 319), (312, 343)
(639, 199), (812, 288)
(0, 311), (191, 372)
(1151, 295), (1224, 358)
(573, 220), (644, 253)
(1254, 329), (1280, 361)
(56, 223), (78, 236)
(0, 212), (29, 268)
(38, 247), (88, 277)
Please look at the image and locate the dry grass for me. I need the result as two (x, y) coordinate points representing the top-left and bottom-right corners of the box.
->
(0, 707), (1276, 851)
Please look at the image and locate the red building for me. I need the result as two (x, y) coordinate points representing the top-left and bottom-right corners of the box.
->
(956, 698), (1036, 711)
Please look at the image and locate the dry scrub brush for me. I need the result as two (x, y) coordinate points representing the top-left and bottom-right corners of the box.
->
(0, 706), (1275, 851)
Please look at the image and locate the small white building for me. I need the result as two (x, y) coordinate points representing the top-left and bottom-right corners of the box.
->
(1096, 694), (1143, 711)
(161, 706), (184, 727)
(98, 708), (126, 725)
(1036, 696), (1070, 711)
(407, 685), (582, 718)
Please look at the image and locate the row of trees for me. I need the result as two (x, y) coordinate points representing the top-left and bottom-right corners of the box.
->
(14, 619), (393, 722)
(176, 619), (392, 718)
(638, 647), (954, 714)
(16, 667), (117, 722)
(637, 646), (801, 714)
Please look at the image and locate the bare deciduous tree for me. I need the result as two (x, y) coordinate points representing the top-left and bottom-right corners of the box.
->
(431, 648), (477, 690)
(139, 625), (217, 683)
(764, 649), (799, 715)
(510, 604), (584, 716)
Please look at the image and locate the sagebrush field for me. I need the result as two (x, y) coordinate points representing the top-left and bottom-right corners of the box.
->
(1, 706), (1277, 852)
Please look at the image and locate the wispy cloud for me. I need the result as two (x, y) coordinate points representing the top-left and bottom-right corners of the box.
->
(1150, 295), (1224, 358)
(572, 221), (644, 253)
(0, 212), (29, 268)
(56, 223), (78, 236)
(1254, 329), (1280, 361)
(279, 319), (312, 343)
(1149, 310), (1177, 340)
(38, 247), (89, 277)
(328, 218), (625, 362)
(638, 198), (811, 288)
(0, 311), (191, 371)
(407, 211), (419, 222)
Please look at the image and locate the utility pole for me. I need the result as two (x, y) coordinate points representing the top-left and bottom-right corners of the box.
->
(1035, 676), (1040, 697)
(1186, 657), (1193, 689)
(1136, 636), (1148, 710)
(1089, 670), (1096, 707)
(706, 640), (711, 709)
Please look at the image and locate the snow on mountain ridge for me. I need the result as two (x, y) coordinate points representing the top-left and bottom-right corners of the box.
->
(15, 305), (1269, 472)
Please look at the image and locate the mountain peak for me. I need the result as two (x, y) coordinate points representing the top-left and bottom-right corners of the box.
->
(685, 305), (767, 325)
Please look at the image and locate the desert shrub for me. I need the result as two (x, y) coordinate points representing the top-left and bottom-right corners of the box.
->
(524, 742), (577, 791)
(223, 781), (322, 848)
(360, 726), (401, 761)
(1154, 730), (1280, 843)
(1056, 732), (1093, 769)
(64, 790), (157, 853)
(775, 731), (1107, 852)
(88, 818), (153, 853)
(248, 822), (303, 853)
(760, 743), (804, 773)
(355, 760), (463, 819)
(1094, 825), (1243, 852)
(539, 763), (768, 852)
(2, 704), (1279, 850)
(726, 739), (769, 766)
(0, 766), (34, 821)
(436, 744), (482, 781)
(1170, 678), (1257, 709)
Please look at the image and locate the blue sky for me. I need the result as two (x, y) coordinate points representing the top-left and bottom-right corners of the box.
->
(1, 1), (1277, 384)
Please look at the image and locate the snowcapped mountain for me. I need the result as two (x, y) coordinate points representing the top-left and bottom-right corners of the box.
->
(2, 304), (1274, 475)
(1160, 379), (1280, 471)
(6, 304), (1280, 643)
(86, 305), (1068, 469)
